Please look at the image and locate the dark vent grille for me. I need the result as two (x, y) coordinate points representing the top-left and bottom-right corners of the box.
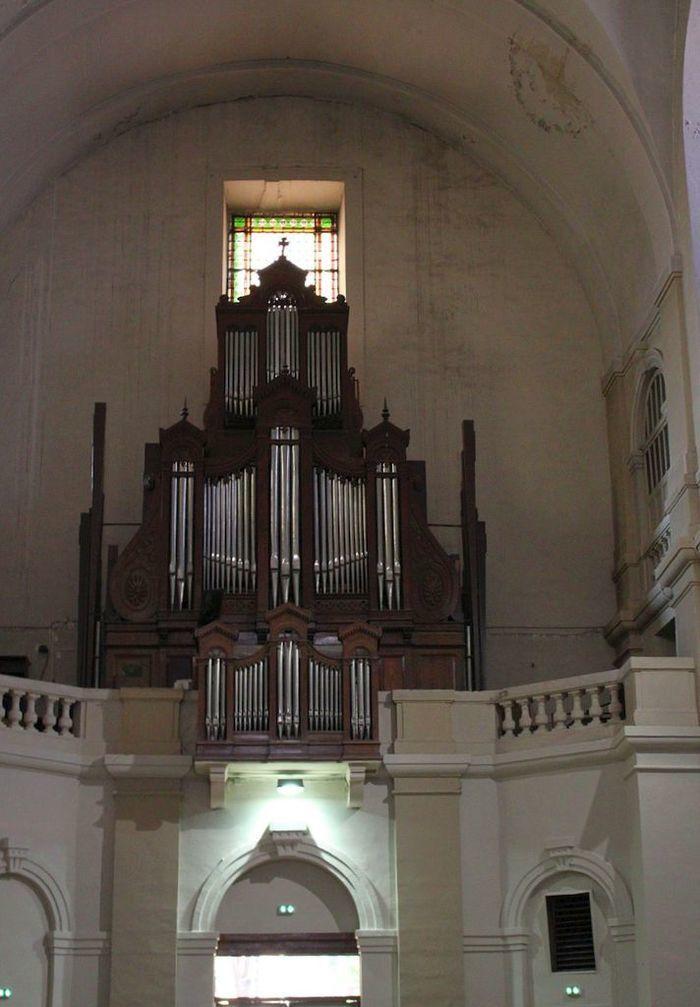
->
(546, 893), (596, 972)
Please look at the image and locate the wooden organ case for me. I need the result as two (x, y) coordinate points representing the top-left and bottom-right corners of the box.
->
(104, 254), (481, 763)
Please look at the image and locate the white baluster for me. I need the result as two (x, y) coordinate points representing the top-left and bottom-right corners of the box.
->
(551, 693), (567, 730)
(570, 689), (586, 728)
(531, 694), (547, 732)
(42, 695), (58, 733)
(587, 686), (603, 723)
(58, 698), (73, 736)
(519, 697), (533, 733)
(500, 699), (516, 736)
(24, 692), (39, 731)
(7, 689), (23, 729)
(606, 682), (624, 723)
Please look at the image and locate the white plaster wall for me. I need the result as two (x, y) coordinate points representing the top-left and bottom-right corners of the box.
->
(178, 770), (394, 934)
(216, 859), (359, 933)
(0, 96), (616, 687)
(0, 876), (49, 1006)
(0, 761), (112, 1004)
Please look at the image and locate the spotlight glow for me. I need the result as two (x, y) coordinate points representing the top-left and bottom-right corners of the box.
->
(277, 777), (304, 796)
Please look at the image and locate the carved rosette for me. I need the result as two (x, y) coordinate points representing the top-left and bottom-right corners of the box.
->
(109, 519), (159, 623)
(408, 511), (459, 623)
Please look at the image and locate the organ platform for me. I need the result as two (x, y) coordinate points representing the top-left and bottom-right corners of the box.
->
(82, 251), (486, 765)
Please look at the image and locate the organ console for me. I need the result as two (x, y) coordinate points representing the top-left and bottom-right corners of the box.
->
(96, 251), (486, 762)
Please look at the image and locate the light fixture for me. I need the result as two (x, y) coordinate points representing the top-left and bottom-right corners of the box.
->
(277, 777), (304, 796)
(565, 986), (582, 998)
(0, 990), (12, 1000)
(277, 903), (296, 915)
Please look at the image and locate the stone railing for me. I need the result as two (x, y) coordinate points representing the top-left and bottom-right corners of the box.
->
(0, 675), (186, 756)
(0, 674), (84, 737)
(391, 658), (699, 757)
(495, 671), (625, 738)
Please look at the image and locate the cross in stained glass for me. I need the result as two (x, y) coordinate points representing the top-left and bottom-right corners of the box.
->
(228, 212), (339, 301)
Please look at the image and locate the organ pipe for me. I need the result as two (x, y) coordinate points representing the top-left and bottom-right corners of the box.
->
(169, 460), (195, 611)
(276, 638), (301, 738)
(233, 659), (268, 732)
(270, 428), (300, 607)
(313, 468), (368, 595)
(225, 328), (257, 418)
(308, 658), (342, 731)
(350, 655), (372, 739)
(203, 468), (256, 593)
(205, 652), (226, 740)
(375, 461), (402, 609)
(308, 329), (342, 417)
(267, 292), (299, 380)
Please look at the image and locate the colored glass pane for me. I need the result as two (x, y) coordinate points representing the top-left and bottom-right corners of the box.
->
(228, 212), (339, 300)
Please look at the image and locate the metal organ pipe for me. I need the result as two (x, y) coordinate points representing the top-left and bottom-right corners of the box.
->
(169, 460), (195, 611)
(375, 462), (402, 610)
(205, 652), (226, 740)
(202, 468), (256, 593)
(233, 658), (268, 732)
(269, 428), (300, 607)
(350, 655), (372, 740)
(308, 329), (342, 417)
(308, 658), (342, 732)
(276, 638), (301, 738)
(225, 329), (257, 418)
(266, 293), (299, 380)
(313, 469), (368, 595)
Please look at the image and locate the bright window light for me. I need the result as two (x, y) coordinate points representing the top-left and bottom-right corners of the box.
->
(228, 213), (339, 302)
(215, 955), (360, 999)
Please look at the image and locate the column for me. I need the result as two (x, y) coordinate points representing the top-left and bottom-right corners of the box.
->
(176, 932), (219, 1007)
(390, 770), (465, 1007)
(105, 755), (190, 1007)
(356, 930), (397, 1007)
(621, 658), (700, 1007)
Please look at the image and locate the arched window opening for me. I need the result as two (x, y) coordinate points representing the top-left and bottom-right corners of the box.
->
(214, 859), (360, 1006)
(642, 370), (670, 494)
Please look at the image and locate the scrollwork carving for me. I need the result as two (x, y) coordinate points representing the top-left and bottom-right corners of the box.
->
(409, 512), (459, 623)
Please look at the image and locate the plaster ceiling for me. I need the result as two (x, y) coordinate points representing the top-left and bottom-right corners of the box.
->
(0, 0), (684, 355)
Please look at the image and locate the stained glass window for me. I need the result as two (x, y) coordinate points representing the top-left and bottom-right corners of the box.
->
(228, 213), (339, 302)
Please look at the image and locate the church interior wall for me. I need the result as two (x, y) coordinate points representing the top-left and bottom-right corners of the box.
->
(177, 771), (395, 935)
(0, 95), (616, 689)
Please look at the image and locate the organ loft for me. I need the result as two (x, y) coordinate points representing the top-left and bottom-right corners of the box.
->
(77, 246), (486, 769)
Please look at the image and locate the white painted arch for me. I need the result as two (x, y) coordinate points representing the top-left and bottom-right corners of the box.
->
(500, 842), (634, 933)
(190, 831), (388, 933)
(0, 837), (72, 933)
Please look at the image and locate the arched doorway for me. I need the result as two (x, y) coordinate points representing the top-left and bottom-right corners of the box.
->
(214, 859), (361, 1006)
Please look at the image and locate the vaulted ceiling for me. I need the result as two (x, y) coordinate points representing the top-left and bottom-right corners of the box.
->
(0, 0), (688, 357)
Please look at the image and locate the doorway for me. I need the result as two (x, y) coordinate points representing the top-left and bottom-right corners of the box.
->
(215, 932), (360, 1006)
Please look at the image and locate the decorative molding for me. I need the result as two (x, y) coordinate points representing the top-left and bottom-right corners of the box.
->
(191, 831), (388, 932)
(346, 762), (367, 808)
(463, 930), (529, 953)
(48, 932), (110, 956)
(500, 843), (634, 934)
(208, 764), (231, 809)
(268, 827), (309, 856)
(355, 930), (397, 954)
(177, 931), (220, 956)
(0, 837), (72, 932)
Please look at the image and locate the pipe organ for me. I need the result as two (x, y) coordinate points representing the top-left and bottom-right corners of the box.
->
(104, 251), (485, 763)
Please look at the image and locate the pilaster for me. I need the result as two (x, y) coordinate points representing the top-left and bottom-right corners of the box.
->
(105, 755), (190, 1007)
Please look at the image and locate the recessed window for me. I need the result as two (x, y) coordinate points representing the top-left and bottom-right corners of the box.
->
(643, 370), (670, 493)
(546, 892), (596, 972)
(228, 213), (339, 302)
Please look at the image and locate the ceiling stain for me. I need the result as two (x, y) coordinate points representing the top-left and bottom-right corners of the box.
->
(508, 34), (593, 137)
